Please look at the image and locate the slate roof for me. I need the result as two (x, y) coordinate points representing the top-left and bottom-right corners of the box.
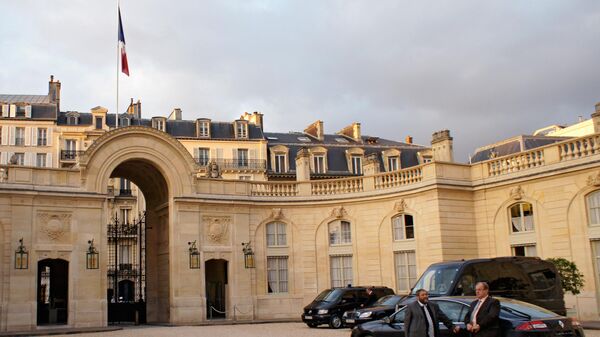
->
(470, 135), (571, 163)
(0, 94), (50, 104)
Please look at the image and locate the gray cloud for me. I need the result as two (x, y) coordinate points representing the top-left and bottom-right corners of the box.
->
(1, 0), (600, 161)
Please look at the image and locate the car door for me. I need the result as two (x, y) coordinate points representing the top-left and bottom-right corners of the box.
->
(433, 300), (470, 337)
(375, 309), (406, 337)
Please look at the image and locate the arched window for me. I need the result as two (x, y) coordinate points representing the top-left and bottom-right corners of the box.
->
(392, 214), (414, 241)
(329, 220), (351, 245)
(588, 190), (600, 226)
(509, 202), (534, 233)
(266, 222), (287, 246)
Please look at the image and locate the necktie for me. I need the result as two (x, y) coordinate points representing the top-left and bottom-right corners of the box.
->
(471, 299), (483, 324)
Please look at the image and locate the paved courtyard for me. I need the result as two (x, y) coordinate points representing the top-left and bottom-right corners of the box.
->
(48, 322), (600, 337)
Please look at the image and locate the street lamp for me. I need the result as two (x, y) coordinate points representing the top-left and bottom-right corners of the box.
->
(86, 239), (99, 269)
(188, 240), (200, 269)
(242, 241), (255, 269)
(14, 238), (28, 269)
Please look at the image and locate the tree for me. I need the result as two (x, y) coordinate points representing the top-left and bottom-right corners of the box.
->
(546, 257), (585, 295)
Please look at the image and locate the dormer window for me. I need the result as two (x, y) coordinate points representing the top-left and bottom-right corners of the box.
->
(388, 156), (399, 171)
(120, 117), (130, 127)
(313, 154), (325, 174)
(66, 112), (80, 125)
(152, 117), (166, 132)
(270, 145), (289, 173)
(16, 105), (31, 118)
(235, 121), (248, 139)
(351, 155), (362, 175)
(196, 119), (211, 138)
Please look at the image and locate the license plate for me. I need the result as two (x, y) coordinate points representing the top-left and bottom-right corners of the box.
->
(305, 316), (312, 320)
(346, 319), (355, 323)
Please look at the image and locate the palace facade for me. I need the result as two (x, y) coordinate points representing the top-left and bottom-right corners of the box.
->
(1, 76), (600, 331)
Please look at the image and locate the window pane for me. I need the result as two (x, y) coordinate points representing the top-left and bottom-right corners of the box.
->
(392, 216), (404, 241)
(395, 251), (417, 292)
(266, 223), (276, 246)
(405, 215), (414, 239)
(510, 203), (534, 233)
(341, 221), (351, 244)
(588, 191), (600, 226)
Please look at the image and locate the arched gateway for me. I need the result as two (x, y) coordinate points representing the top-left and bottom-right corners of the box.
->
(80, 127), (196, 324)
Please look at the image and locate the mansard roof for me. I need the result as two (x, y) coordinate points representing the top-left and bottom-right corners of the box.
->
(470, 135), (571, 163)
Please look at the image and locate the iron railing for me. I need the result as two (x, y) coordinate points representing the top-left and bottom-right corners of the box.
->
(60, 150), (84, 161)
(195, 158), (266, 170)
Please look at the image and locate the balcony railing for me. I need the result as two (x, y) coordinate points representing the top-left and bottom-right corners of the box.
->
(60, 150), (84, 161)
(195, 158), (266, 170)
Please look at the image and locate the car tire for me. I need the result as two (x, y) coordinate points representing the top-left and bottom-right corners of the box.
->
(306, 323), (317, 328)
(329, 314), (343, 329)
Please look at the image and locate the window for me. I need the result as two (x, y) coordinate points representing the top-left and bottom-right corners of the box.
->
(119, 245), (131, 266)
(423, 156), (432, 164)
(329, 220), (351, 245)
(237, 149), (248, 167)
(510, 203), (534, 233)
(267, 256), (288, 293)
(313, 155), (325, 174)
(197, 148), (210, 166)
(120, 208), (130, 224)
(36, 153), (47, 167)
(120, 117), (130, 127)
(198, 121), (210, 137)
(16, 105), (26, 118)
(119, 178), (131, 195)
(388, 156), (399, 171)
(153, 119), (165, 131)
(297, 136), (311, 142)
(236, 122), (248, 138)
(512, 244), (537, 257)
(67, 116), (78, 125)
(392, 214), (415, 241)
(435, 300), (467, 322)
(37, 128), (47, 146)
(335, 137), (349, 143)
(65, 139), (76, 151)
(395, 251), (417, 292)
(266, 222), (287, 246)
(95, 117), (103, 129)
(15, 127), (25, 146)
(351, 155), (362, 175)
(587, 191), (600, 226)
(330, 255), (353, 287)
(12, 153), (25, 165)
(274, 154), (286, 173)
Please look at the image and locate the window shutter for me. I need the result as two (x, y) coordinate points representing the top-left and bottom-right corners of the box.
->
(25, 105), (32, 118)
(8, 127), (15, 146)
(46, 153), (53, 168)
(9, 105), (16, 118)
(0, 126), (4, 145)
(24, 127), (31, 146)
(32, 128), (38, 146)
(1, 105), (8, 117)
(194, 148), (199, 161)
(47, 128), (53, 146)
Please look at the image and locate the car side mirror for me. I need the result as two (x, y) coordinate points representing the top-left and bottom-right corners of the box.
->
(383, 316), (391, 324)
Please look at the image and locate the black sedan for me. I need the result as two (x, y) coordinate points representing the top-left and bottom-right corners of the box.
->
(343, 295), (406, 328)
(350, 296), (585, 337)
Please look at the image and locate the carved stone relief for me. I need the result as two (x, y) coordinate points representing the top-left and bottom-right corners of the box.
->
(38, 212), (72, 241)
(330, 206), (348, 219)
(394, 199), (407, 213)
(270, 208), (284, 220)
(509, 186), (525, 201)
(203, 216), (231, 244)
(587, 171), (600, 187)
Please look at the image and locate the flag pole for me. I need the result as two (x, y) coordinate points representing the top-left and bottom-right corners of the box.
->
(116, 0), (120, 129)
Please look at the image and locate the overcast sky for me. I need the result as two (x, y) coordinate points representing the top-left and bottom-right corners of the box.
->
(1, 1), (600, 162)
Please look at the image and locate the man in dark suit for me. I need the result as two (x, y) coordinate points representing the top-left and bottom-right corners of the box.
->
(404, 289), (460, 337)
(464, 282), (500, 337)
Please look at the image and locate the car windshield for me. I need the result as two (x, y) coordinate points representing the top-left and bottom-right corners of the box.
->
(314, 289), (342, 302)
(411, 264), (460, 296)
(374, 295), (402, 306)
(501, 300), (558, 319)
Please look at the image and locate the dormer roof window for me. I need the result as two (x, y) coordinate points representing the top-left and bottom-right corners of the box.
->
(235, 120), (248, 139)
(152, 117), (166, 132)
(196, 119), (211, 138)
(66, 111), (80, 125)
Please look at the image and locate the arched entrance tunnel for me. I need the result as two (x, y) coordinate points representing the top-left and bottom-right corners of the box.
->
(108, 159), (170, 324)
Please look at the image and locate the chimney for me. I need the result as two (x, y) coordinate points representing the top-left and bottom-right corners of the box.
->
(337, 122), (362, 142)
(295, 148), (312, 181)
(240, 111), (264, 130)
(591, 102), (600, 133)
(304, 120), (324, 141)
(127, 99), (142, 119)
(431, 130), (454, 162)
(48, 75), (61, 111)
(168, 108), (182, 120)
(405, 136), (413, 144)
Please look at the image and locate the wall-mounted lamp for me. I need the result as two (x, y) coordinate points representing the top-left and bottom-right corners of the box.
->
(14, 238), (28, 269)
(188, 240), (200, 269)
(242, 241), (255, 269)
(86, 239), (99, 269)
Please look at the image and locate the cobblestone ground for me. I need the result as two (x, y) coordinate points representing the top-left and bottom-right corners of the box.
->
(50, 323), (600, 337)
(53, 323), (349, 337)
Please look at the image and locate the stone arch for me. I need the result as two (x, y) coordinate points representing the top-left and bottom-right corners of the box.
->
(79, 126), (197, 197)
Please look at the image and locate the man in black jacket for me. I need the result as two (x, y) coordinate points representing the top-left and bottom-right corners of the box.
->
(404, 289), (460, 337)
(464, 282), (500, 337)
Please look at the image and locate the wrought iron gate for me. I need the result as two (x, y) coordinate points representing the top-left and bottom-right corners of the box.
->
(107, 212), (146, 324)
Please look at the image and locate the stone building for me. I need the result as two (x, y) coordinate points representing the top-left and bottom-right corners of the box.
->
(1, 77), (600, 331)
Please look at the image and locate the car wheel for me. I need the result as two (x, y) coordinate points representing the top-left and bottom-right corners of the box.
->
(329, 314), (343, 329)
(306, 323), (317, 328)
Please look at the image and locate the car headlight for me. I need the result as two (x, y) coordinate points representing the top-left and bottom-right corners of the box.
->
(342, 311), (348, 317)
(359, 311), (373, 318)
(318, 309), (328, 314)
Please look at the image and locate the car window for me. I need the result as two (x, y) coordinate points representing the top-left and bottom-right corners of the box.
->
(501, 300), (557, 319)
(393, 309), (406, 323)
(342, 291), (356, 303)
(476, 262), (530, 295)
(434, 300), (467, 322)
(356, 290), (368, 303)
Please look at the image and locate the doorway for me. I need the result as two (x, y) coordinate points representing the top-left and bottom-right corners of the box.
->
(37, 259), (69, 325)
(205, 259), (228, 319)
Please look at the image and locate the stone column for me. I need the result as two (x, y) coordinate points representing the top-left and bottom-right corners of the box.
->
(295, 148), (311, 182)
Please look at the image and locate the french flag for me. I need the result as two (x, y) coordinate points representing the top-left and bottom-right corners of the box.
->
(118, 7), (130, 76)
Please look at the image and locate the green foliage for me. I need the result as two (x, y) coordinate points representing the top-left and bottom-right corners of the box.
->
(546, 257), (585, 295)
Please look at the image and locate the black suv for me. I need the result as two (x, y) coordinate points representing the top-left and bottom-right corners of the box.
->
(342, 294), (406, 328)
(302, 286), (394, 329)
